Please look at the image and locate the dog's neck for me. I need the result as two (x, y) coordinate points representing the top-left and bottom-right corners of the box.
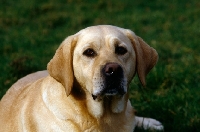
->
(87, 94), (128, 118)
(71, 85), (128, 118)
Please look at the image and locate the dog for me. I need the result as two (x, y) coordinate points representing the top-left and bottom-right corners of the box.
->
(0, 25), (163, 131)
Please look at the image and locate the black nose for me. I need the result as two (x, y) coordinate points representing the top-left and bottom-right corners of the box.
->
(102, 63), (125, 96)
(104, 63), (122, 76)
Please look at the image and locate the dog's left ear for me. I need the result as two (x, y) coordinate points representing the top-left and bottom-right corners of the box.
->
(47, 35), (77, 96)
(122, 29), (158, 86)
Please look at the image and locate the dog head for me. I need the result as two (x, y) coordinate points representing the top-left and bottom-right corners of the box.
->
(47, 25), (158, 117)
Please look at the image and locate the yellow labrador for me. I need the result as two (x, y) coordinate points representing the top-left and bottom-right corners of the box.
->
(0, 25), (163, 131)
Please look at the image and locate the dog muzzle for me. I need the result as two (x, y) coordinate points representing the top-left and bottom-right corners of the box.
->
(92, 62), (126, 100)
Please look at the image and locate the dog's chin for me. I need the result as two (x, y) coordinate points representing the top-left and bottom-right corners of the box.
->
(90, 89), (127, 114)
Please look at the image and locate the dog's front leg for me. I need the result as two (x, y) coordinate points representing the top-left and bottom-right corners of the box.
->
(134, 116), (164, 131)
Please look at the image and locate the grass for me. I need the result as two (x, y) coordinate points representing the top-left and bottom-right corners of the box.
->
(0, 0), (200, 131)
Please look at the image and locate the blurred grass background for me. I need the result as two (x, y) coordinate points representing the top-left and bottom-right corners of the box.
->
(0, 0), (200, 131)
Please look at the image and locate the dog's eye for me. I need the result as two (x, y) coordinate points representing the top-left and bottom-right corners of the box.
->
(115, 46), (127, 55)
(83, 48), (96, 57)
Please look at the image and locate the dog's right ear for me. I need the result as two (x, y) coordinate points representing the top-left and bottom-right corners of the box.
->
(47, 35), (77, 96)
(119, 28), (158, 86)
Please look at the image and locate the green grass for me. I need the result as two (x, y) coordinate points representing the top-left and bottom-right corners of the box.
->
(0, 0), (200, 131)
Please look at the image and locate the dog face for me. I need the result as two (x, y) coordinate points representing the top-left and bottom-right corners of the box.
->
(47, 25), (158, 116)
(73, 26), (136, 101)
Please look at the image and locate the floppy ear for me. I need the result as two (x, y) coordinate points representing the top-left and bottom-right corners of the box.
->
(125, 30), (158, 86)
(47, 35), (77, 95)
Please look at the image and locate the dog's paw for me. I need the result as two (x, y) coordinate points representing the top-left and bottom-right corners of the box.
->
(143, 118), (163, 131)
(135, 117), (164, 131)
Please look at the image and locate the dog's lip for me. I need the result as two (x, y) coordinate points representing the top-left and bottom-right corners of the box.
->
(92, 94), (98, 100)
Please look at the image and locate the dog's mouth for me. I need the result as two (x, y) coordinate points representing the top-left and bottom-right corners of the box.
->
(104, 89), (120, 95)
(92, 88), (126, 100)
(92, 62), (126, 100)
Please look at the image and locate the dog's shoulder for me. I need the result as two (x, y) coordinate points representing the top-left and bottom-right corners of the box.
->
(14, 70), (49, 90)
(2, 71), (48, 98)
(0, 71), (48, 111)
